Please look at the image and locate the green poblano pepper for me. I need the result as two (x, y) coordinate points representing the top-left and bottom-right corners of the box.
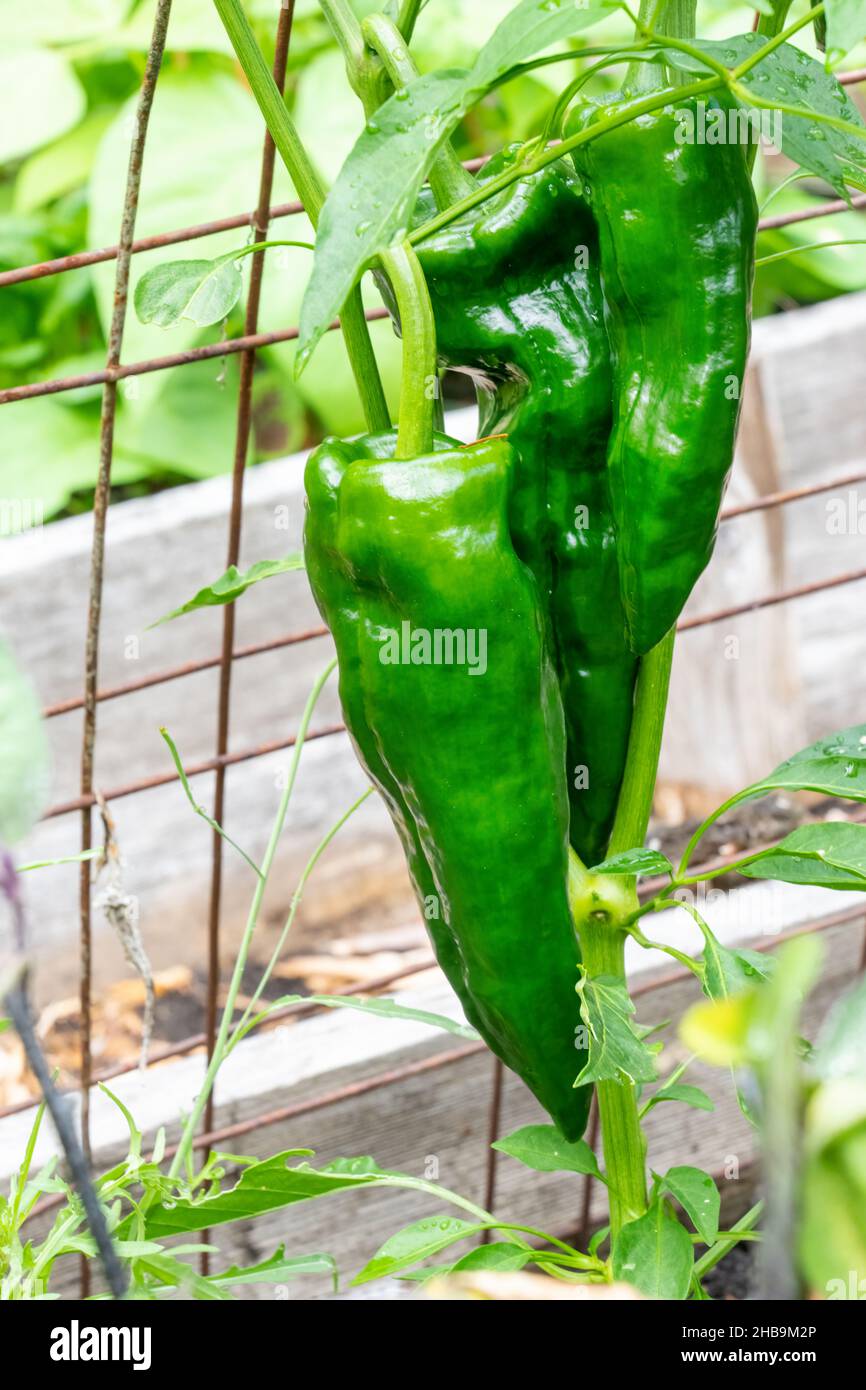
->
(410, 148), (638, 868)
(568, 96), (758, 656)
(304, 430), (591, 1140)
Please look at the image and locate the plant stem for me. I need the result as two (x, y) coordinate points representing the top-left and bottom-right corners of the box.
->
(317, 0), (364, 75)
(397, 0), (424, 42)
(570, 628), (676, 1242)
(608, 626), (675, 860)
(575, 913), (647, 1237)
(380, 242), (437, 458)
(625, 0), (696, 93)
(694, 1200), (763, 1278)
(168, 658), (336, 1180)
(212, 0), (389, 432)
(228, 786), (374, 1050)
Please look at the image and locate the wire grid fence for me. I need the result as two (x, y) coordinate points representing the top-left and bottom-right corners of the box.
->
(2, 0), (866, 1290)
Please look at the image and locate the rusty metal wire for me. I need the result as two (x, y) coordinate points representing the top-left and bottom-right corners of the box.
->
(678, 564), (866, 631)
(200, 7), (297, 1254)
(74, 1), (173, 1299)
(42, 627), (330, 719)
(42, 723), (345, 819)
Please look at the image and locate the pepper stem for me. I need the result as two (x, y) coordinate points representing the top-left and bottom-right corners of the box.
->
(625, 0), (697, 93)
(380, 242), (437, 459)
(608, 626), (675, 860)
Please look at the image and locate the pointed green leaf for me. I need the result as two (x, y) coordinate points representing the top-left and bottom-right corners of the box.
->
(134, 254), (243, 328)
(741, 725), (866, 804)
(824, 0), (866, 68)
(575, 974), (660, 1087)
(663, 1166), (720, 1246)
(699, 924), (773, 1005)
(214, 1245), (337, 1291)
(240, 992), (479, 1041)
(352, 1215), (482, 1286)
(812, 973), (866, 1082)
(492, 1123), (603, 1179)
(129, 1152), (381, 1239)
(643, 1081), (715, 1115)
(449, 1242), (532, 1274)
(739, 821), (866, 890)
(612, 1199), (694, 1299)
(590, 848), (673, 878)
(150, 556), (304, 627)
(665, 36), (866, 197)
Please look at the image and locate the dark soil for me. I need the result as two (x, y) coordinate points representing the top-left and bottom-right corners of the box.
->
(703, 1242), (757, 1301)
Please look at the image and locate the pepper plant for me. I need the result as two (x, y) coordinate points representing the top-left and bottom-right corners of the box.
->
(8, 0), (866, 1300)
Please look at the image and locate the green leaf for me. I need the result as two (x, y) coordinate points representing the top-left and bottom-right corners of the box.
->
(213, 1245), (337, 1291)
(811, 973), (866, 1083)
(0, 0), (133, 43)
(0, 639), (51, 844)
(397, 1241), (534, 1283)
(239, 992), (479, 1042)
(665, 36), (866, 198)
(130, 1152), (381, 1240)
(98, 1083), (142, 1163)
(449, 1242), (531, 1274)
(590, 848), (673, 878)
(739, 821), (866, 891)
(643, 1081), (715, 1115)
(298, 0), (616, 367)
(160, 727), (260, 877)
(0, 395), (143, 521)
(612, 1199), (694, 1300)
(824, 0), (865, 68)
(492, 1123), (603, 1179)
(150, 556), (305, 627)
(698, 919), (774, 1005)
(353, 1215), (481, 1286)
(575, 974), (660, 1087)
(745, 728), (866, 806)
(0, 48), (85, 164)
(662, 1166), (720, 1245)
(127, 1153), (480, 1243)
(14, 109), (114, 213)
(134, 255), (243, 328)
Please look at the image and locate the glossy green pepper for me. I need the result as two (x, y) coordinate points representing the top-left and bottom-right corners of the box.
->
(568, 96), (758, 655)
(304, 428), (591, 1140)
(411, 147), (637, 867)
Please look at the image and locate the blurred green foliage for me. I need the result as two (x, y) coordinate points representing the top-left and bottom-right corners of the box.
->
(0, 0), (864, 524)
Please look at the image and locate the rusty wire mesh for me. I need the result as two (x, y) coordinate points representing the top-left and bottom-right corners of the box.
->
(3, 0), (866, 1287)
